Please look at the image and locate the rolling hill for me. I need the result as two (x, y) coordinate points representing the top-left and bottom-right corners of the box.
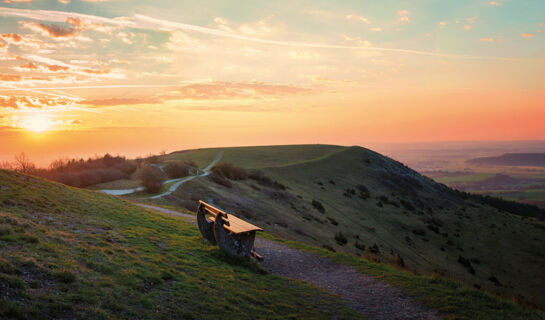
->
(1, 154), (544, 319)
(145, 145), (545, 309)
(0, 169), (360, 319)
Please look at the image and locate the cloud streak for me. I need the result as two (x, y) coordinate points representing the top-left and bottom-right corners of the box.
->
(0, 7), (542, 62)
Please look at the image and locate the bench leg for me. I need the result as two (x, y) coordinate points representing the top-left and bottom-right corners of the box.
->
(197, 203), (216, 244)
(214, 216), (256, 258)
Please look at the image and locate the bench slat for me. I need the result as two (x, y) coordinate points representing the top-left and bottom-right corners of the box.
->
(199, 201), (263, 234)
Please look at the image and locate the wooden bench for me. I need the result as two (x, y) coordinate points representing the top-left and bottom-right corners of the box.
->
(196, 200), (263, 259)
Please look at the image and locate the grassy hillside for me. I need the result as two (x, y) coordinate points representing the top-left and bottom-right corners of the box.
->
(166, 144), (345, 169)
(146, 145), (545, 309)
(0, 169), (360, 319)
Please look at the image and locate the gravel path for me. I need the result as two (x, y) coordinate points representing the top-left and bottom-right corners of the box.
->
(254, 239), (440, 320)
(138, 203), (440, 319)
(101, 150), (223, 197)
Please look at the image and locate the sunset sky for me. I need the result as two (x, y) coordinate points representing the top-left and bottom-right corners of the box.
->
(1, 0), (544, 165)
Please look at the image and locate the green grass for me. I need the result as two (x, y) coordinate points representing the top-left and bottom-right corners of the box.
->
(0, 169), (360, 319)
(151, 145), (545, 310)
(88, 179), (142, 190)
(166, 144), (346, 169)
(261, 234), (545, 320)
(166, 149), (222, 169)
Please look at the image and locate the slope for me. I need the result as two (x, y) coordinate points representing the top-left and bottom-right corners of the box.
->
(147, 145), (545, 309)
(0, 169), (360, 319)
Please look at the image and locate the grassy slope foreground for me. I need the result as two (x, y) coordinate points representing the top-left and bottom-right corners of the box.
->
(148, 145), (545, 309)
(0, 169), (360, 319)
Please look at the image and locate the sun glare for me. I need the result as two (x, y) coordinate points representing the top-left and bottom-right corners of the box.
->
(21, 115), (52, 133)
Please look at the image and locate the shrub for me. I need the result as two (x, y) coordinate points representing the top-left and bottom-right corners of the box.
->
(400, 200), (416, 211)
(164, 162), (190, 179)
(212, 163), (247, 180)
(458, 256), (476, 275)
(311, 200), (325, 213)
(357, 184), (370, 199)
(322, 244), (336, 252)
(426, 223), (440, 234)
(394, 253), (405, 267)
(95, 168), (126, 182)
(334, 232), (347, 246)
(369, 244), (380, 254)
(55, 270), (76, 284)
(208, 170), (232, 188)
(78, 170), (101, 187)
(141, 166), (166, 193)
(248, 170), (287, 190)
(326, 217), (338, 225)
(52, 172), (81, 187)
(343, 188), (356, 198)
(114, 161), (137, 175)
(354, 241), (365, 251)
(488, 275), (501, 286)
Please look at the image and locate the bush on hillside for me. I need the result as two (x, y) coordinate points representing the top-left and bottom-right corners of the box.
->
(212, 163), (248, 180)
(248, 170), (286, 190)
(208, 170), (233, 188)
(78, 170), (102, 187)
(141, 166), (166, 193)
(356, 184), (370, 199)
(164, 162), (191, 179)
(334, 232), (347, 246)
(312, 200), (325, 213)
(52, 172), (81, 188)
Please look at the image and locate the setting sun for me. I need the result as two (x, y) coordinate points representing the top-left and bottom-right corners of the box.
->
(20, 115), (52, 133)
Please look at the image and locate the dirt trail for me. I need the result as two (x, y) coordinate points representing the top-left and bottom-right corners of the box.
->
(254, 239), (440, 320)
(138, 202), (440, 320)
(101, 151), (223, 197)
(149, 150), (224, 199)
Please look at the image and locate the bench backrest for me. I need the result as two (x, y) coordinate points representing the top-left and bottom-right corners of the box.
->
(198, 200), (263, 234)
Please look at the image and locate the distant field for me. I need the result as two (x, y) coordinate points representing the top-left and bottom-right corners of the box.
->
(433, 173), (495, 184)
(478, 189), (545, 201)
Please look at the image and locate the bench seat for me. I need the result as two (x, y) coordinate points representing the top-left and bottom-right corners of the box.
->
(201, 202), (263, 234)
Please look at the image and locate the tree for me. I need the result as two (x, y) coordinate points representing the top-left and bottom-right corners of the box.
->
(14, 152), (36, 174)
(135, 157), (143, 168)
(141, 166), (166, 193)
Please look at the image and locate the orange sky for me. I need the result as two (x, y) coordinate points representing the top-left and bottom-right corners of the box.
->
(1, 2), (544, 166)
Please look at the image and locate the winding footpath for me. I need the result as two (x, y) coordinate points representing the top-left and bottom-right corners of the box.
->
(100, 151), (223, 198)
(136, 202), (440, 320)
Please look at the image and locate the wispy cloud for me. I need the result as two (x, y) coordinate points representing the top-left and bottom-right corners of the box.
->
(0, 7), (540, 62)
(397, 10), (410, 23)
(21, 21), (79, 39)
(0, 95), (74, 109)
(345, 14), (371, 24)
